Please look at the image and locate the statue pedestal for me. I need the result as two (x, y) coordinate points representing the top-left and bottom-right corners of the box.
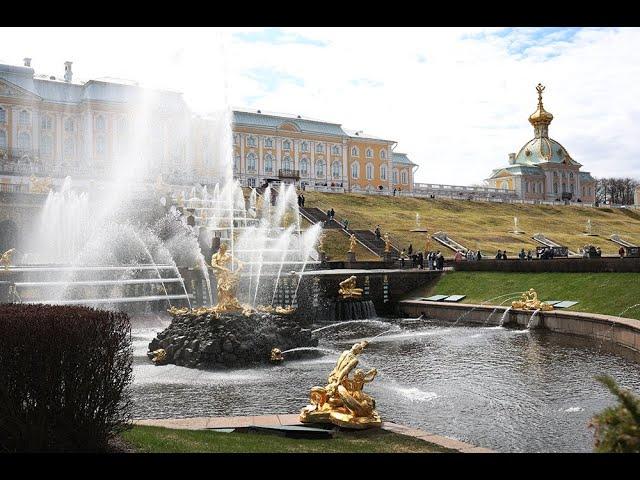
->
(319, 251), (327, 264)
(383, 252), (393, 264)
(346, 252), (356, 263)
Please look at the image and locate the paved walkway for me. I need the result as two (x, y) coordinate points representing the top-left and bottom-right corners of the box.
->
(134, 414), (495, 453)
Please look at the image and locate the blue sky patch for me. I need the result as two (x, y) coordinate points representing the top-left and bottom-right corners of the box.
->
(233, 28), (327, 47)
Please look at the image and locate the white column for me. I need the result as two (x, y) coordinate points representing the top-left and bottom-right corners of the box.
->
(32, 108), (39, 156)
(56, 113), (63, 162)
(11, 107), (19, 150)
(342, 141), (348, 187)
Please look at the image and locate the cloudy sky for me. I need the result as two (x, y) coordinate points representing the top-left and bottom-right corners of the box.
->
(1, 27), (639, 185)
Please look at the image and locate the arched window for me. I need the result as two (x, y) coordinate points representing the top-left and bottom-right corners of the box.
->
(96, 115), (105, 131)
(96, 136), (106, 155)
(393, 169), (399, 184)
(282, 155), (292, 171)
(0, 130), (7, 149)
(41, 115), (52, 130)
(64, 117), (75, 132)
(19, 110), (30, 125)
(570, 184), (575, 194)
(301, 141), (309, 152)
(553, 182), (558, 194)
(351, 162), (360, 179)
(246, 152), (257, 171)
(264, 137), (273, 148)
(64, 138), (75, 159)
(316, 143), (324, 154)
(401, 170), (408, 184)
(18, 132), (31, 150)
(331, 145), (341, 155)
(351, 146), (358, 156)
(264, 154), (274, 173)
(247, 136), (257, 147)
(300, 158), (308, 176)
(332, 161), (341, 178)
(41, 135), (53, 156)
(525, 181), (529, 193)
(0, 107), (6, 123)
(366, 148), (373, 158)
(234, 154), (240, 172)
(282, 139), (291, 150)
(380, 149), (386, 160)
(569, 172), (574, 180)
(380, 164), (387, 180)
(562, 182), (566, 192)
(316, 159), (325, 177)
(366, 163), (373, 180)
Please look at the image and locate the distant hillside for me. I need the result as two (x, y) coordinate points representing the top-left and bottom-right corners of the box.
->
(302, 192), (640, 258)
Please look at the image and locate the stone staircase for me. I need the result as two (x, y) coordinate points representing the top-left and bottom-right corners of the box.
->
(299, 207), (344, 229)
(431, 231), (468, 253)
(350, 229), (400, 257)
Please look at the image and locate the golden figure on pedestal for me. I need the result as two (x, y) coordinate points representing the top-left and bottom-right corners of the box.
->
(1, 248), (15, 271)
(384, 233), (392, 253)
(338, 275), (363, 299)
(210, 243), (245, 313)
(512, 288), (554, 311)
(348, 234), (357, 253)
(300, 340), (381, 429)
(29, 176), (52, 194)
(270, 348), (284, 362)
(148, 348), (167, 365)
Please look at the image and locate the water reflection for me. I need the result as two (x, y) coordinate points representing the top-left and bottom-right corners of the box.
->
(130, 315), (640, 452)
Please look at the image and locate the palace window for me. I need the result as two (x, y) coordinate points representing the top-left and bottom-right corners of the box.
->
(401, 170), (408, 184)
(316, 159), (325, 177)
(525, 181), (529, 193)
(570, 184), (575, 194)
(233, 134), (239, 145)
(0, 130), (7, 148)
(380, 149), (386, 160)
(332, 161), (341, 179)
(41, 135), (53, 156)
(41, 115), (53, 130)
(380, 164), (387, 180)
(282, 155), (292, 171)
(96, 115), (105, 131)
(301, 141), (309, 152)
(331, 145), (341, 155)
(393, 169), (398, 184)
(247, 136), (257, 147)
(283, 139), (291, 150)
(0, 107), (5, 123)
(553, 182), (558, 194)
(264, 137), (273, 148)
(19, 110), (30, 126)
(246, 152), (257, 171)
(18, 132), (30, 150)
(366, 163), (373, 180)
(96, 136), (106, 155)
(316, 143), (324, 154)
(234, 154), (240, 172)
(64, 117), (75, 132)
(300, 158), (308, 176)
(366, 148), (373, 158)
(64, 138), (75, 159)
(562, 182), (566, 192)
(569, 172), (574, 180)
(351, 146), (359, 156)
(264, 154), (274, 173)
(247, 178), (256, 187)
(351, 162), (360, 179)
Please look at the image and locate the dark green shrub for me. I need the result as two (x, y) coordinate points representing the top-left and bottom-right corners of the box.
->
(0, 304), (133, 452)
(589, 375), (640, 453)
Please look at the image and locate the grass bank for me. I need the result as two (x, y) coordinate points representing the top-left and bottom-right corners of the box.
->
(303, 192), (640, 258)
(120, 425), (450, 453)
(417, 272), (640, 320)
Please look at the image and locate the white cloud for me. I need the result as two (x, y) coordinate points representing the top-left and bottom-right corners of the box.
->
(1, 27), (639, 184)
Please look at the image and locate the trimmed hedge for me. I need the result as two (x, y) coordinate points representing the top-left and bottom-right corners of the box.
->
(0, 304), (133, 452)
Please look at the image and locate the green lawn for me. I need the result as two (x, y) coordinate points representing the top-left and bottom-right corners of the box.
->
(303, 191), (640, 259)
(417, 272), (640, 320)
(120, 425), (451, 453)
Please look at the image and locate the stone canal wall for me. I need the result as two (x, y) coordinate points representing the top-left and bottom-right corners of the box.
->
(448, 257), (640, 273)
(398, 299), (640, 354)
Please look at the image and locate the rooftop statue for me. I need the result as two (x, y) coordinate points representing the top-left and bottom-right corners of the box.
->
(300, 340), (381, 429)
(338, 275), (363, 300)
(1, 248), (15, 271)
(512, 288), (553, 311)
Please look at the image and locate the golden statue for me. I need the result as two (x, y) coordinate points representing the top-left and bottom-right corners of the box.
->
(270, 348), (284, 362)
(1, 248), (15, 271)
(148, 348), (167, 365)
(384, 233), (392, 253)
(348, 234), (357, 253)
(29, 176), (52, 194)
(317, 233), (326, 254)
(300, 341), (381, 429)
(210, 242), (245, 313)
(338, 275), (363, 299)
(512, 288), (553, 311)
(257, 305), (296, 315)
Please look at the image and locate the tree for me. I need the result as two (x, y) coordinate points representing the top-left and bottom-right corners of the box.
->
(595, 177), (639, 205)
(589, 375), (640, 452)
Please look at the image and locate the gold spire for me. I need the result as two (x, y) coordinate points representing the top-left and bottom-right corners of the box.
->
(528, 83), (554, 126)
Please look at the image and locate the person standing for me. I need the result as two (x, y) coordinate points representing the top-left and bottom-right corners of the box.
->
(502, 250), (508, 260)
(436, 251), (444, 270)
(476, 250), (482, 261)
(400, 248), (406, 268)
(495, 250), (502, 260)
(417, 252), (424, 269)
(619, 246), (625, 258)
(527, 250), (533, 261)
(454, 250), (463, 262)
(408, 243), (413, 256)
(343, 218), (349, 231)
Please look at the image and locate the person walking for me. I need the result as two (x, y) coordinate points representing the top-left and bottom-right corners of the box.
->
(301, 194), (305, 208)
(476, 250), (482, 261)
(619, 246), (626, 258)
(400, 248), (406, 268)
(330, 208), (335, 220)
(343, 218), (349, 231)
(375, 225), (381, 239)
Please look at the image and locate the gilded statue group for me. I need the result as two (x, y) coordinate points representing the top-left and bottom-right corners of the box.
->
(300, 340), (381, 429)
(512, 288), (554, 311)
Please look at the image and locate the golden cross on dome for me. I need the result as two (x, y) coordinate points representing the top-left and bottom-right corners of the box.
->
(536, 83), (545, 105)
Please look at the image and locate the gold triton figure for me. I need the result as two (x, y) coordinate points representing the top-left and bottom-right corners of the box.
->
(300, 340), (381, 429)
(384, 233), (392, 253)
(210, 242), (245, 313)
(338, 275), (363, 299)
(512, 288), (553, 311)
(1, 248), (15, 271)
(348, 234), (357, 253)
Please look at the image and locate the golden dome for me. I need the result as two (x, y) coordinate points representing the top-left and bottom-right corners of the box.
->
(528, 83), (553, 125)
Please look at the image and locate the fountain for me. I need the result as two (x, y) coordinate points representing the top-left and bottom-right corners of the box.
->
(584, 218), (597, 236)
(510, 216), (524, 234)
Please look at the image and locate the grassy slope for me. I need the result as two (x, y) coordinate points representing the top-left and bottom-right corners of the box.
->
(415, 272), (640, 320)
(121, 425), (450, 453)
(303, 192), (640, 259)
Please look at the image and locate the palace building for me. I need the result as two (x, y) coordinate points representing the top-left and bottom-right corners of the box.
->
(486, 84), (596, 203)
(0, 58), (416, 194)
